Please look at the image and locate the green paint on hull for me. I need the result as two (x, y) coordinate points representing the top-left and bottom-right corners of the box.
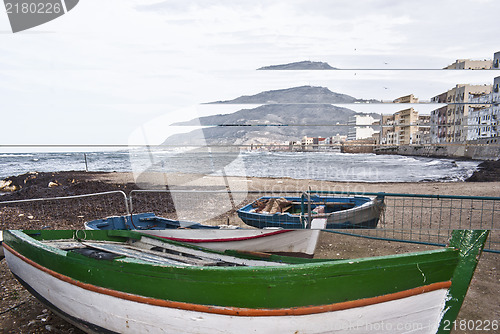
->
(3, 229), (483, 311)
(437, 230), (490, 334)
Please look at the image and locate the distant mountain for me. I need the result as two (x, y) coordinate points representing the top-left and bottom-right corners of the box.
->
(166, 105), (379, 146)
(208, 86), (376, 104)
(257, 61), (336, 70)
(164, 86), (380, 146)
(166, 104), (354, 145)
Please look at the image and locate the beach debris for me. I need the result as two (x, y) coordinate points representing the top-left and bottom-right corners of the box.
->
(24, 173), (37, 184)
(0, 180), (12, 189)
(48, 181), (60, 188)
(217, 224), (239, 229)
(0, 179), (18, 192)
(37, 311), (49, 321)
(251, 198), (293, 214)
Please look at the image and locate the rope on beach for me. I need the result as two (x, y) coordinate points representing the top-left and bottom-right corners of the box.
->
(0, 301), (27, 315)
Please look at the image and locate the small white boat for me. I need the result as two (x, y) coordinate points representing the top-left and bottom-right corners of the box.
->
(85, 213), (326, 257)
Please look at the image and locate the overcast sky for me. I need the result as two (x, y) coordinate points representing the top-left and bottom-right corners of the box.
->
(1, 0), (499, 149)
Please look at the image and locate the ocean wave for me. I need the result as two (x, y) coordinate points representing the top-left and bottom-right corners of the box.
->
(0, 154), (34, 157)
(0, 151), (483, 183)
(425, 160), (443, 166)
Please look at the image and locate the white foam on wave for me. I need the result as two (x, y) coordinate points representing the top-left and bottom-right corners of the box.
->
(0, 154), (34, 157)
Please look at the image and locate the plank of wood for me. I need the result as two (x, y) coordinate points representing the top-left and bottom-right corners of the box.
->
(81, 241), (207, 266)
(42, 240), (87, 250)
(135, 236), (286, 267)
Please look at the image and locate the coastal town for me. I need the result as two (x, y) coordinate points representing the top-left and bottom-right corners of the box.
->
(257, 52), (500, 160)
(2, 1), (500, 333)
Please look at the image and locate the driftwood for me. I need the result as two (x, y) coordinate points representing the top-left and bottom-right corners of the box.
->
(251, 198), (293, 214)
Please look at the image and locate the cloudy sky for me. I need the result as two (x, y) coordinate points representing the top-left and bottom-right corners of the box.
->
(0, 0), (499, 149)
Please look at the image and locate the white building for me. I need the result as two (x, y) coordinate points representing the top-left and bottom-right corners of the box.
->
(301, 136), (314, 146)
(347, 115), (377, 140)
(327, 134), (347, 143)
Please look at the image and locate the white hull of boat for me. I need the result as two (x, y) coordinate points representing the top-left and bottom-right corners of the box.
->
(141, 228), (321, 256)
(86, 219), (326, 257)
(6, 246), (448, 334)
(326, 197), (384, 226)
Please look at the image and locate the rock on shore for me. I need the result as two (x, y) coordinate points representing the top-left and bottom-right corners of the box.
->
(466, 160), (500, 182)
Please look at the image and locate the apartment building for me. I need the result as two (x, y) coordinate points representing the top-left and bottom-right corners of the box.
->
(381, 108), (430, 145)
(416, 115), (431, 144)
(393, 94), (419, 103)
(430, 84), (492, 143)
(430, 106), (447, 144)
(444, 59), (493, 69)
(347, 114), (377, 141)
(468, 77), (499, 140)
(398, 108), (419, 144)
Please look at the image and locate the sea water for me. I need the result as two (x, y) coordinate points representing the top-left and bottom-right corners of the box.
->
(0, 150), (480, 183)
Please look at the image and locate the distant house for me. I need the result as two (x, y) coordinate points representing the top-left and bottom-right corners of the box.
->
(327, 134), (347, 144)
(312, 137), (327, 149)
(393, 94), (419, 104)
(444, 59), (493, 70)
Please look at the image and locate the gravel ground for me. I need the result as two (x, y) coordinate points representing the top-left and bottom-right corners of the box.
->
(0, 171), (498, 333)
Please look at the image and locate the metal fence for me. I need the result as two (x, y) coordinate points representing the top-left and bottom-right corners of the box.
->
(308, 190), (500, 254)
(128, 189), (499, 253)
(1, 189), (498, 253)
(0, 191), (129, 230)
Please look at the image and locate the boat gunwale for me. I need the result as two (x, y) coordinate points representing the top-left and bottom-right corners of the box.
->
(237, 195), (375, 218)
(4, 242), (452, 317)
(4, 229), (460, 274)
(84, 212), (216, 231)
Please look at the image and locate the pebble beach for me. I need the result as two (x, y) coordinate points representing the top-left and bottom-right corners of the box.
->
(0, 170), (499, 333)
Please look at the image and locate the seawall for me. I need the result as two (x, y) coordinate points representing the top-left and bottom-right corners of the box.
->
(374, 138), (500, 161)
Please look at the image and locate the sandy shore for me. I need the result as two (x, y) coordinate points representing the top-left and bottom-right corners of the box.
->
(0, 171), (499, 333)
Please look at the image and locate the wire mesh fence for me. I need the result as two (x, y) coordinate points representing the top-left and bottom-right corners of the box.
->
(0, 189), (498, 253)
(309, 190), (500, 253)
(0, 191), (129, 230)
(128, 190), (304, 227)
(128, 189), (499, 252)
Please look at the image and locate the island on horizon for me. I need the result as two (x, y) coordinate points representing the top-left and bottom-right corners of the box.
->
(257, 60), (336, 70)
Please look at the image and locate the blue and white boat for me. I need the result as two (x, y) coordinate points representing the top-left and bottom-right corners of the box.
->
(237, 195), (385, 229)
(84, 213), (325, 257)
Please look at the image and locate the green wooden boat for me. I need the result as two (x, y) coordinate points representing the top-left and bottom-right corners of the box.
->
(3, 229), (489, 334)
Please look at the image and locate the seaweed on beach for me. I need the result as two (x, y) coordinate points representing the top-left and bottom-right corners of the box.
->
(0, 171), (176, 230)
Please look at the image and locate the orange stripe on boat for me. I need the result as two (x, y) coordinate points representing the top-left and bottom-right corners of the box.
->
(4, 243), (452, 317)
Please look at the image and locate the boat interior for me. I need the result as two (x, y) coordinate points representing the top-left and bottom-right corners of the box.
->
(40, 235), (286, 268)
